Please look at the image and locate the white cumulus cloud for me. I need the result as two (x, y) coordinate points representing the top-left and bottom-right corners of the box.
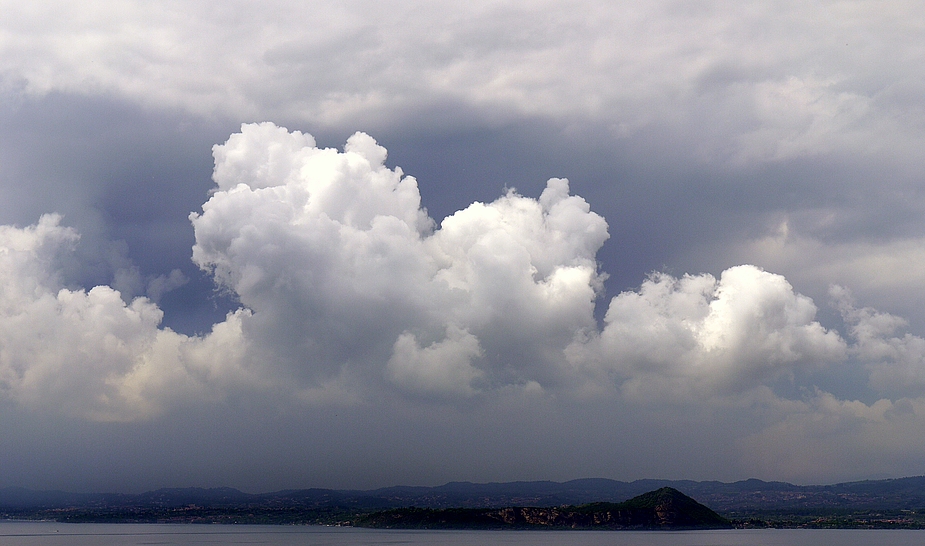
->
(834, 286), (925, 397)
(0, 215), (257, 421)
(574, 265), (846, 400)
(191, 123), (610, 397)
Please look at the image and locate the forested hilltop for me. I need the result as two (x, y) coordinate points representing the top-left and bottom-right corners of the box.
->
(4, 476), (925, 528)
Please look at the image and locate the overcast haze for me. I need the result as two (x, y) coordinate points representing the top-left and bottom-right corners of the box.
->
(3, 1), (925, 493)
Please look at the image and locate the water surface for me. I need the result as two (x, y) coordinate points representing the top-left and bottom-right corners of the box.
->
(2, 521), (923, 545)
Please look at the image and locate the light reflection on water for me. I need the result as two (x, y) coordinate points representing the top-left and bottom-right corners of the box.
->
(1, 522), (923, 546)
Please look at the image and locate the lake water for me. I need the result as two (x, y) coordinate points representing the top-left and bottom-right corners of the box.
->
(2, 521), (924, 546)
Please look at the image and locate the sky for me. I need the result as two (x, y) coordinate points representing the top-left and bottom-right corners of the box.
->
(2, 1), (925, 494)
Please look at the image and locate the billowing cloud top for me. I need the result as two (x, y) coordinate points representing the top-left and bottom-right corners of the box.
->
(190, 123), (610, 398)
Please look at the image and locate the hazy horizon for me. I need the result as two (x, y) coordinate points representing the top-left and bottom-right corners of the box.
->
(6, 474), (920, 497)
(3, 1), (925, 494)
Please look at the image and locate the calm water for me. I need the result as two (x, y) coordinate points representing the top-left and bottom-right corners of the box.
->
(2, 521), (924, 546)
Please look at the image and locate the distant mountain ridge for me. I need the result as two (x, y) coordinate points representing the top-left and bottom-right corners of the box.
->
(3, 475), (925, 514)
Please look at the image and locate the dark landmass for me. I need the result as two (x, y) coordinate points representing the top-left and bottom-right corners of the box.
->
(356, 488), (731, 529)
(3, 475), (925, 528)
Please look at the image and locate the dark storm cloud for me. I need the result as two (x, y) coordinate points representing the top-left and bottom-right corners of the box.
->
(0, 93), (240, 332)
(3, 0), (925, 492)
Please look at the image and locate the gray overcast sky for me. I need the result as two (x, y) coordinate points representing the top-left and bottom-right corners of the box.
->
(3, 0), (925, 493)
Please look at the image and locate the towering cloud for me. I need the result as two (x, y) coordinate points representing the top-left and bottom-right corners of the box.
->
(191, 123), (609, 398)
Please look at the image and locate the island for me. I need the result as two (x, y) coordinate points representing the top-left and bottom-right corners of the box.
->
(354, 487), (732, 530)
